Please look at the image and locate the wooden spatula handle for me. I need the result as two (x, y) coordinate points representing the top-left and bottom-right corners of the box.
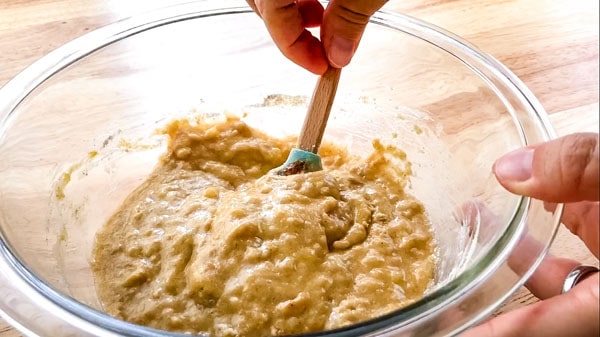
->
(297, 67), (342, 153)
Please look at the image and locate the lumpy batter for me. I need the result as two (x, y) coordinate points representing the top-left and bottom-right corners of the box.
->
(92, 116), (436, 336)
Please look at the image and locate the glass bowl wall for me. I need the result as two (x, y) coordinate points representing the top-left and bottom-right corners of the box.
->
(0, 1), (559, 336)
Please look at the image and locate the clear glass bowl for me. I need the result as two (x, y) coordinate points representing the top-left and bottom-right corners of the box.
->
(0, 1), (560, 336)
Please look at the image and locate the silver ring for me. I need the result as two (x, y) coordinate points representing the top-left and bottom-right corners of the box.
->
(561, 265), (599, 294)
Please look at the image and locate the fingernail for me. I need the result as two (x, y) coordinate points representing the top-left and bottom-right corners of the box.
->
(494, 148), (534, 182)
(328, 36), (355, 67)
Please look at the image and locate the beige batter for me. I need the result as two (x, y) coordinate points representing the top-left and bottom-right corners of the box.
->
(92, 116), (436, 336)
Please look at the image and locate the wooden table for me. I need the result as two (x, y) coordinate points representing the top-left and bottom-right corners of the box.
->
(0, 0), (598, 336)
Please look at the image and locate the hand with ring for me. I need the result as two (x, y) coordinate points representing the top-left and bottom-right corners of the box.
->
(463, 132), (599, 337)
(245, 0), (388, 75)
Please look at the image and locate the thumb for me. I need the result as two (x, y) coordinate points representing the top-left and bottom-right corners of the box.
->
(493, 133), (599, 203)
(461, 273), (599, 337)
(321, 0), (387, 68)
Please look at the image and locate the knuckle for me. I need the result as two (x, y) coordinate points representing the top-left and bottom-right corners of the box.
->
(273, 0), (296, 9)
(336, 1), (385, 26)
(331, 0), (389, 29)
(335, 3), (375, 26)
(559, 133), (599, 194)
(257, 0), (295, 15)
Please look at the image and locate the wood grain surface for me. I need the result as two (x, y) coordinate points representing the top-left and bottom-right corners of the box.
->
(0, 0), (598, 336)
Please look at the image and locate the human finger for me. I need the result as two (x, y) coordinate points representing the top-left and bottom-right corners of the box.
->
(247, 0), (323, 27)
(493, 132), (599, 203)
(460, 201), (594, 299)
(252, 0), (328, 74)
(246, 0), (258, 13)
(298, 0), (324, 27)
(523, 254), (581, 299)
(461, 272), (599, 337)
(483, 211), (583, 300)
(560, 201), (599, 257)
(321, 0), (388, 68)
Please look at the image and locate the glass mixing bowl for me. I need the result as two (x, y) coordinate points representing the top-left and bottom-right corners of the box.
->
(0, 1), (560, 336)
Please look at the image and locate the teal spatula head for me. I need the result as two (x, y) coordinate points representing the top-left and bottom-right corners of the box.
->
(272, 67), (341, 176)
(274, 148), (323, 175)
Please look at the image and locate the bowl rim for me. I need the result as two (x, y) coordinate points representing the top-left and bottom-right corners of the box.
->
(0, 1), (559, 336)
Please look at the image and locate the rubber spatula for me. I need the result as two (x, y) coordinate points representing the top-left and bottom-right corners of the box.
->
(274, 66), (342, 175)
